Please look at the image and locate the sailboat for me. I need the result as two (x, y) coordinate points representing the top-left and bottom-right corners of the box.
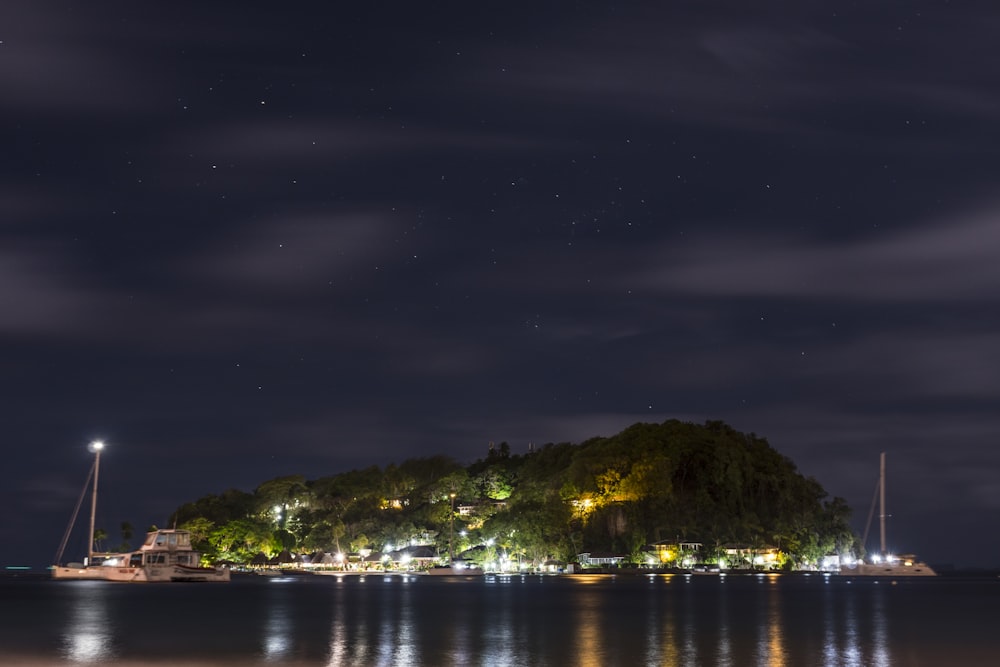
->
(839, 451), (936, 577)
(51, 441), (230, 583)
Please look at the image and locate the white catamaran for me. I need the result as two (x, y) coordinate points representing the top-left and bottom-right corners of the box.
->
(51, 440), (229, 583)
(839, 451), (936, 577)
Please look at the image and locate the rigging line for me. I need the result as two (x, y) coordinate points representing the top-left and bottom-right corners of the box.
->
(860, 472), (880, 551)
(53, 459), (96, 566)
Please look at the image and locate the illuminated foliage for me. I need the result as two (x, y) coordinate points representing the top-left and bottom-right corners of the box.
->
(172, 420), (854, 568)
(209, 518), (275, 561)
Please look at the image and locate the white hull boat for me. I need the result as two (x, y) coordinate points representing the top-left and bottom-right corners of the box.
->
(51, 441), (229, 583)
(841, 560), (936, 577)
(839, 452), (936, 577)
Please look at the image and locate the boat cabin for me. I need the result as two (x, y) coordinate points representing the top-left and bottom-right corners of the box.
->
(127, 529), (202, 567)
(141, 529), (192, 550)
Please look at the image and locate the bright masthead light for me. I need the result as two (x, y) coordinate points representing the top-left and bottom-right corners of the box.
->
(89, 440), (105, 453)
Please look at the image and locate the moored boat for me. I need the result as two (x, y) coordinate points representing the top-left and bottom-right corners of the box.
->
(51, 441), (229, 583)
(840, 555), (936, 577)
(52, 528), (230, 582)
(423, 563), (484, 576)
(839, 452), (936, 577)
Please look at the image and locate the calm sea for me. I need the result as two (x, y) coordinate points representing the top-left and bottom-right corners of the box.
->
(1, 571), (998, 666)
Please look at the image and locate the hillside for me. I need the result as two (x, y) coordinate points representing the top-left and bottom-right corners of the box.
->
(171, 419), (855, 569)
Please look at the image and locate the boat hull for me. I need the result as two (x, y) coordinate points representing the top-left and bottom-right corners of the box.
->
(839, 562), (937, 577)
(51, 564), (230, 583)
(163, 565), (230, 582)
(423, 565), (484, 576)
(51, 565), (117, 581)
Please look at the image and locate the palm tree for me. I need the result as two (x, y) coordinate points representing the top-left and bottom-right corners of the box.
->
(93, 528), (108, 553)
(120, 521), (134, 551)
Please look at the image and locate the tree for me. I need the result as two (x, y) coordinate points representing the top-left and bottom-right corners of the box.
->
(255, 475), (310, 527)
(330, 519), (347, 553)
(93, 528), (108, 552)
(179, 517), (217, 560)
(476, 466), (514, 500)
(209, 519), (275, 562)
(118, 521), (134, 551)
(169, 419), (856, 570)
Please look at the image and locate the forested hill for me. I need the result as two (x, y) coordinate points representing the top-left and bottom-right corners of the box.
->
(171, 419), (856, 568)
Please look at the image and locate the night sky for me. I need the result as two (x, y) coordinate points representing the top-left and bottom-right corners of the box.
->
(4, 2), (998, 570)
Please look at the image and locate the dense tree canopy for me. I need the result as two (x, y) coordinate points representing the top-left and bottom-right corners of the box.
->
(171, 420), (856, 569)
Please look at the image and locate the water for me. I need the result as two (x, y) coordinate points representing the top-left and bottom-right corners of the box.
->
(2, 572), (998, 666)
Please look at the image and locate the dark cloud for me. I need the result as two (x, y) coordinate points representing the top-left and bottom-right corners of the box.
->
(635, 205), (1000, 300)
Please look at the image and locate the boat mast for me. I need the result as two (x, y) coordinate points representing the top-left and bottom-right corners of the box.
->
(87, 441), (104, 564)
(879, 451), (886, 557)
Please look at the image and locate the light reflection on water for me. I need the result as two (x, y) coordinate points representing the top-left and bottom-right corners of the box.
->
(325, 606), (347, 666)
(668, 576), (699, 666)
(325, 574), (374, 665)
(483, 576), (525, 667)
(62, 581), (115, 664)
(761, 574), (786, 667)
(818, 577), (891, 667)
(29, 574), (892, 667)
(261, 580), (292, 662)
(824, 576), (854, 666)
(656, 578), (689, 666)
(2, 573), (993, 666)
(573, 584), (603, 667)
(870, 585), (890, 667)
(383, 577), (417, 666)
(714, 575), (732, 667)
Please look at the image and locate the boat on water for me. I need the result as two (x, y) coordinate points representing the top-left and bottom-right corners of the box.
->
(689, 563), (722, 575)
(423, 562), (484, 576)
(51, 441), (229, 583)
(839, 451), (936, 577)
